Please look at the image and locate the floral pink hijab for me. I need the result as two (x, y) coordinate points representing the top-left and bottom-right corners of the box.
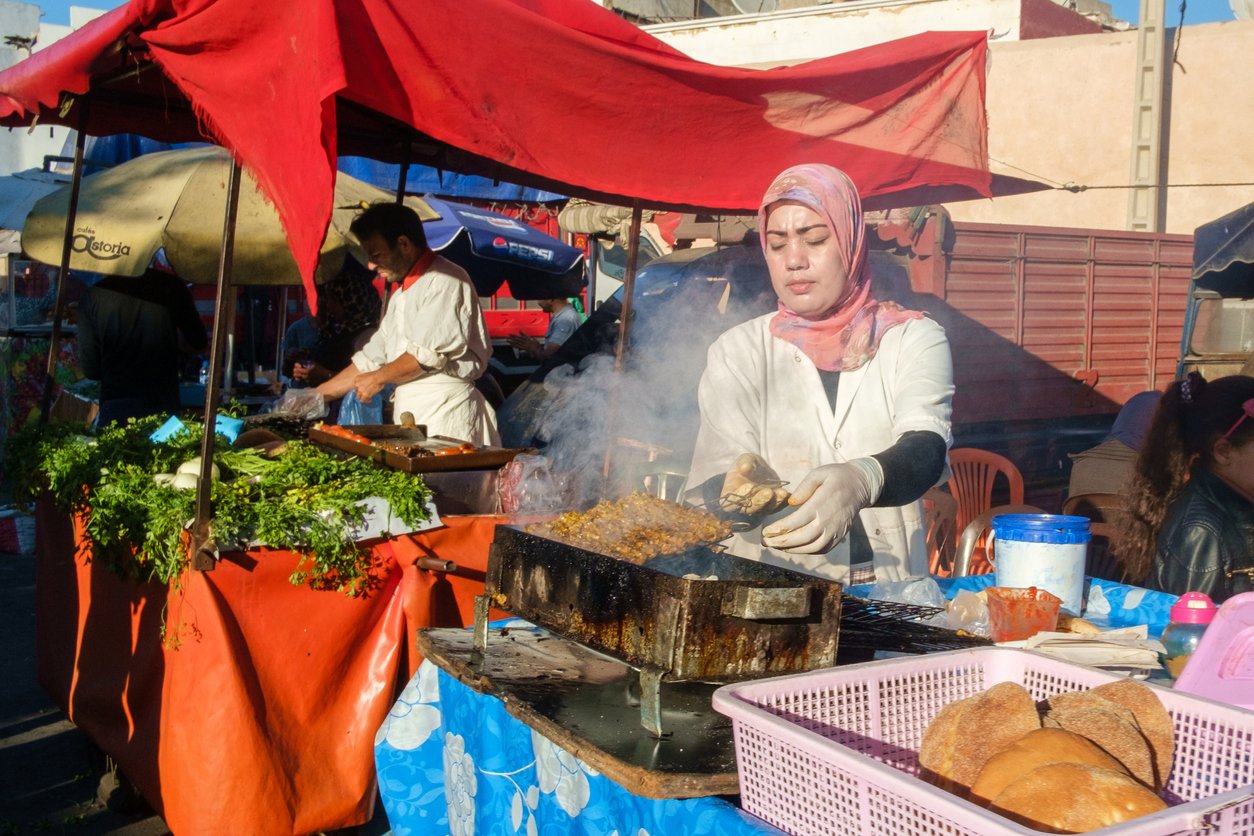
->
(760, 164), (922, 372)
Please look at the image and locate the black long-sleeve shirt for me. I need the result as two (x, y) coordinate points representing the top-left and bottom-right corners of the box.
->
(78, 272), (207, 423)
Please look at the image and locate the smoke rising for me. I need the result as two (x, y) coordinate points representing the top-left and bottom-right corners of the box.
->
(499, 242), (777, 511)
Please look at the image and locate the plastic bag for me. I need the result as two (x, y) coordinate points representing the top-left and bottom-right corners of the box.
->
(498, 453), (572, 514)
(339, 390), (383, 425)
(271, 388), (327, 421)
(943, 589), (991, 637)
(866, 576), (948, 609)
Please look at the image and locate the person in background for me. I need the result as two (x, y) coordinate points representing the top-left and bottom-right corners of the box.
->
(77, 268), (208, 425)
(280, 297), (319, 388)
(1117, 373), (1254, 601)
(288, 259), (382, 389)
(507, 297), (580, 361)
(1066, 390), (1160, 498)
(316, 203), (499, 444)
(685, 163), (954, 584)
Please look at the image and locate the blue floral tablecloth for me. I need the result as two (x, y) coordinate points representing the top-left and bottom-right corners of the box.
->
(375, 621), (781, 836)
(376, 578), (1174, 835)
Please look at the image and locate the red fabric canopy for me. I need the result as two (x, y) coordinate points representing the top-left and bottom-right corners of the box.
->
(0, 0), (1006, 304)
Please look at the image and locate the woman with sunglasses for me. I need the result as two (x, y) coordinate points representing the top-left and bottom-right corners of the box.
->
(1117, 373), (1254, 601)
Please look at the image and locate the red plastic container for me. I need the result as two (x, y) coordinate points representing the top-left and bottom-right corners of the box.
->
(985, 586), (1061, 642)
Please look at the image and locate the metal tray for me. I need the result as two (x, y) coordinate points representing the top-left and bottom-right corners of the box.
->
(307, 424), (529, 472)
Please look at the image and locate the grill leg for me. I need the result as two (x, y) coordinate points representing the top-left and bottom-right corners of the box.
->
(639, 666), (665, 737)
(472, 594), (490, 655)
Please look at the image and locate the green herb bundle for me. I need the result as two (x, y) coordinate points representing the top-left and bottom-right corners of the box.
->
(10, 419), (432, 594)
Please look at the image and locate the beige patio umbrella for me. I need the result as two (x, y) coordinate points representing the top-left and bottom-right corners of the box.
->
(21, 145), (437, 285)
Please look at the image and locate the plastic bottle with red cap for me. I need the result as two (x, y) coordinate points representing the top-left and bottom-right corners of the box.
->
(1160, 591), (1218, 679)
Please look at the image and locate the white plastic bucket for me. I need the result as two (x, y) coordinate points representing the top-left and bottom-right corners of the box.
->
(992, 514), (1091, 615)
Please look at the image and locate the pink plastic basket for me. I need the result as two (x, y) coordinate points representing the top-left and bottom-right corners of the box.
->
(712, 647), (1254, 835)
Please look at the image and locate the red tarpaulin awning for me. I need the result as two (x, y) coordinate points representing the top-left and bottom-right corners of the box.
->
(0, 0), (1034, 306)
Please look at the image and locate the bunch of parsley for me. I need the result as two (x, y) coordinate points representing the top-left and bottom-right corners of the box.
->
(11, 419), (432, 593)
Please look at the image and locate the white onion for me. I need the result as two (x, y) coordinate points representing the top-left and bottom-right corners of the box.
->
(170, 472), (200, 491)
(176, 457), (220, 479)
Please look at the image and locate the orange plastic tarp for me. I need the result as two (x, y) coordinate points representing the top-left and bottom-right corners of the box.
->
(34, 500), (504, 835)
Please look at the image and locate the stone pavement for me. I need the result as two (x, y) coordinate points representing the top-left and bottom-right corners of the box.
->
(0, 547), (397, 836)
(0, 549), (170, 835)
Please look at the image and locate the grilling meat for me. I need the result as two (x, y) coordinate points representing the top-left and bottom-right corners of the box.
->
(526, 492), (734, 564)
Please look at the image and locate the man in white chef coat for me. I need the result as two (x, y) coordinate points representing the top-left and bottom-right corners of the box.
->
(317, 203), (499, 445)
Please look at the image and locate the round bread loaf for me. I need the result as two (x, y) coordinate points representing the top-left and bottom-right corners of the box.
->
(1042, 704), (1157, 790)
(989, 762), (1167, 833)
(918, 682), (1041, 795)
(969, 727), (1130, 805)
(1090, 680), (1175, 791)
(1042, 690), (1138, 724)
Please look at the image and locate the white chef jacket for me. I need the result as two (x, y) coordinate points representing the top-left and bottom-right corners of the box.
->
(352, 255), (500, 445)
(687, 313), (954, 583)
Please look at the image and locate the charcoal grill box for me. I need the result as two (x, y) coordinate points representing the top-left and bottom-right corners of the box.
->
(477, 524), (844, 735)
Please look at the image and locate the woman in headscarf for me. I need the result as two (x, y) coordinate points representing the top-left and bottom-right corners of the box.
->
(686, 164), (954, 584)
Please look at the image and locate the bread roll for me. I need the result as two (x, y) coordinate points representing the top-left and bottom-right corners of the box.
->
(919, 682), (1041, 795)
(1043, 704), (1156, 789)
(969, 728), (1129, 805)
(1090, 680), (1175, 791)
(989, 762), (1167, 833)
(1056, 614), (1101, 634)
(1042, 690), (1138, 724)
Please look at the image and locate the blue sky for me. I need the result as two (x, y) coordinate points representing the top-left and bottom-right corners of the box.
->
(36, 0), (1237, 28)
(38, 1), (125, 27)
(1122, 0), (1238, 25)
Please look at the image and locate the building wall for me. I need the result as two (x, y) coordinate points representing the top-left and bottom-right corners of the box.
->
(648, 9), (1253, 233)
(645, 0), (1030, 65)
(954, 21), (1254, 234)
(0, 4), (107, 178)
(0, 2), (59, 176)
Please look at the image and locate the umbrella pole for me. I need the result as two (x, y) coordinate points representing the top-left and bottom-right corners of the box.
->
(601, 203), (643, 485)
(38, 115), (89, 422)
(275, 286), (289, 376)
(245, 286), (256, 385)
(190, 158), (243, 572)
(396, 160), (410, 202)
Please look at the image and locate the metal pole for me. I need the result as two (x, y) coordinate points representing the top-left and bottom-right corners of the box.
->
(190, 157), (243, 572)
(613, 204), (643, 372)
(39, 112), (89, 422)
(244, 286), (257, 385)
(275, 286), (289, 376)
(602, 203), (643, 485)
(396, 160), (410, 202)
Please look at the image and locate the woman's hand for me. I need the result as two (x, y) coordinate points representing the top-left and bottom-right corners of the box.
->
(761, 459), (883, 554)
(719, 453), (790, 516)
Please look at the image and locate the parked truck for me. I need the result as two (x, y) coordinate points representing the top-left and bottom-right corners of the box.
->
(1177, 200), (1254, 381)
(872, 210), (1195, 507)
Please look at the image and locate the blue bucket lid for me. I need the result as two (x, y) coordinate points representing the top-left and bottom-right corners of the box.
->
(991, 513), (1091, 544)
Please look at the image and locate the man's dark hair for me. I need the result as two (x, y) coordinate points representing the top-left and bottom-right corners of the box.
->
(350, 202), (428, 250)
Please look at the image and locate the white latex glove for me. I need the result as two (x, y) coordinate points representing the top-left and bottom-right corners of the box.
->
(719, 452), (791, 517)
(761, 458), (884, 554)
